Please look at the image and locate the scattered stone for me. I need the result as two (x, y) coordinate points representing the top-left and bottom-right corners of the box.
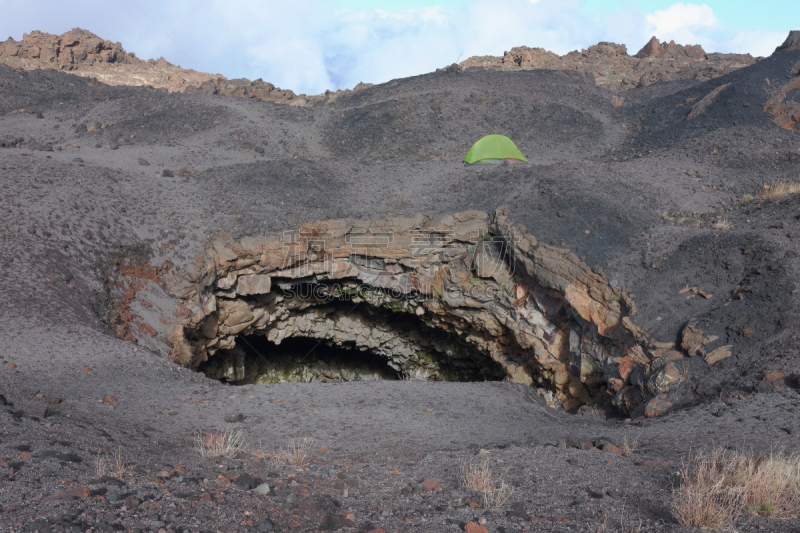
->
(764, 371), (785, 383)
(704, 345), (733, 365)
(124, 495), (140, 508)
(601, 443), (623, 456)
(320, 513), (352, 530)
(224, 412), (245, 423)
(162, 169), (174, 177)
(138, 158), (150, 166)
(465, 522), (488, 533)
(233, 473), (258, 490)
(421, 478), (439, 491)
(45, 487), (90, 501)
(252, 483), (271, 495)
(644, 394), (673, 417)
(506, 502), (528, 519)
(681, 320), (718, 357)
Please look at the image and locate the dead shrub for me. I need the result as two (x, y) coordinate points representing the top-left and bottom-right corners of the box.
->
(758, 181), (800, 200)
(255, 437), (315, 467)
(672, 448), (800, 529)
(595, 504), (643, 533)
(195, 429), (246, 459)
(168, 325), (193, 366)
(298, 220), (324, 237)
(94, 447), (132, 480)
(611, 95), (625, 108)
(459, 456), (515, 508)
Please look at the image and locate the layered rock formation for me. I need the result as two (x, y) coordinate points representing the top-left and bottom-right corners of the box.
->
(135, 209), (717, 415)
(460, 36), (758, 91)
(0, 29), (300, 104)
(764, 31), (800, 130)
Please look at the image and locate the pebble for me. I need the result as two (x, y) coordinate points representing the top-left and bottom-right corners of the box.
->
(253, 483), (271, 495)
(465, 522), (488, 533)
(224, 412), (244, 423)
(422, 478), (440, 491)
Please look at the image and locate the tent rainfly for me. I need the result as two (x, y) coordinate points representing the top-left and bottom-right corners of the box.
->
(464, 134), (529, 165)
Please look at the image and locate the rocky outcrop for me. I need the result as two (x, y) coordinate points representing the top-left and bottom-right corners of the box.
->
(764, 55), (800, 130)
(775, 30), (800, 53)
(460, 37), (757, 91)
(132, 209), (723, 414)
(0, 29), (300, 104)
(687, 83), (731, 120)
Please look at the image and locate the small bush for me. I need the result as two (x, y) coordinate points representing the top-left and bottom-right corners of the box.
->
(459, 456), (515, 508)
(255, 437), (315, 467)
(672, 448), (800, 529)
(758, 181), (800, 200)
(95, 447), (132, 479)
(195, 429), (246, 458)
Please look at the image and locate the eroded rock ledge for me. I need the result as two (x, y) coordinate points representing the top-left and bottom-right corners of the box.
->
(147, 209), (694, 414)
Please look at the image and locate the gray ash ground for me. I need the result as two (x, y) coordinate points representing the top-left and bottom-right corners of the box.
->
(1, 44), (800, 533)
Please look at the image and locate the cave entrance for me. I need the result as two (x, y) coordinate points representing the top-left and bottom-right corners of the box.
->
(196, 300), (509, 386)
(199, 335), (403, 384)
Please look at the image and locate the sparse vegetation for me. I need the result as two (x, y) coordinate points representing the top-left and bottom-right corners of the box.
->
(758, 180), (800, 200)
(594, 505), (643, 533)
(620, 435), (640, 457)
(672, 448), (800, 529)
(255, 437), (315, 467)
(611, 95), (625, 108)
(94, 447), (132, 480)
(459, 456), (515, 508)
(195, 429), (247, 458)
(168, 325), (194, 366)
(712, 219), (731, 230)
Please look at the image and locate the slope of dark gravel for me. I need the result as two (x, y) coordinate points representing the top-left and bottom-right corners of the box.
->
(1, 46), (800, 532)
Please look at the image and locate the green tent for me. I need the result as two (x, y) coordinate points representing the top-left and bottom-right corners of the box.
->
(464, 134), (528, 165)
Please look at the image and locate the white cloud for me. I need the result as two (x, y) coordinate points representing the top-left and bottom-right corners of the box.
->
(721, 29), (787, 57)
(643, 3), (717, 47)
(0, 0), (793, 95)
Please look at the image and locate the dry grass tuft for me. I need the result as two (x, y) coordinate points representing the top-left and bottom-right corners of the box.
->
(712, 219), (732, 230)
(255, 438), (315, 467)
(167, 325), (194, 366)
(621, 435), (640, 457)
(672, 448), (800, 529)
(195, 429), (247, 458)
(459, 456), (515, 508)
(611, 95), (625, 108)
(594, 504), (643, 533)
(298, 220), (325, 237)
(758, 181), (800, 200)
(95, 447), (132, 480)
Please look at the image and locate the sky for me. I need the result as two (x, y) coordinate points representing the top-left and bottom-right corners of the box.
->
(1, 0), (796, 95)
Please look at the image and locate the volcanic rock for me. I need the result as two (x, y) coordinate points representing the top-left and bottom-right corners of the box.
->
(461, 36), (757, 91)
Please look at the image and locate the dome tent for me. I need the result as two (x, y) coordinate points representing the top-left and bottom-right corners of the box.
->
(464, 134), (528, 165)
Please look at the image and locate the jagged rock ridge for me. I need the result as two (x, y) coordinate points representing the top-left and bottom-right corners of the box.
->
(0, 29), (309, 104)
(460, 36), (758, 91)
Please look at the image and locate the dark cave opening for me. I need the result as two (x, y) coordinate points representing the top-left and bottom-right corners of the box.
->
(196, 301), (509, 385)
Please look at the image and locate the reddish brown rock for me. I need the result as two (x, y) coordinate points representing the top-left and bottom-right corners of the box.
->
(764, 371), (785, 383)
(45, 487), (90, 501)
(421, 478), (439, 491)
(465, 523), (489, 533)
(601, 443), (623, 456)
(644, 394), (673, 417)
(687, 83), (731, 120)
